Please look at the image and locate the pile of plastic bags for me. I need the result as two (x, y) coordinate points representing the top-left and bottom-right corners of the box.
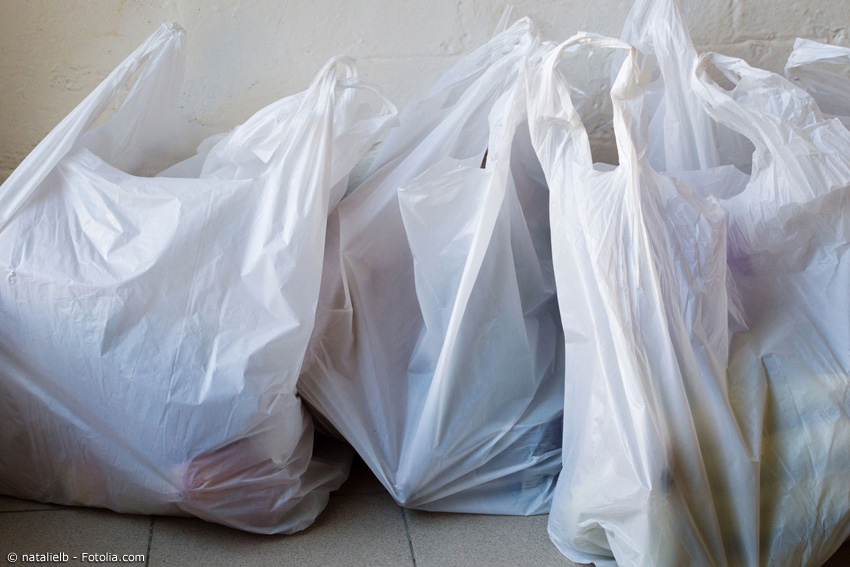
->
(1, 0), (848, 565)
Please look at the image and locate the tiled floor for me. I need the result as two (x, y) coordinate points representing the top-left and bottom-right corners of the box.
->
(1, 459), (848, 567)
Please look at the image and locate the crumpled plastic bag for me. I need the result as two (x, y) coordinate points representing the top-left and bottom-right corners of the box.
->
(299, 18), (565, 514)
(529, 31), (756, 567)
(534, 0), (850, 565)
(0, 22), (397, 533)
(692, 50), (850, 567)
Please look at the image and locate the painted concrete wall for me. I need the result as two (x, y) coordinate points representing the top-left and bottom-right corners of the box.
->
(1, 0), (848, 182)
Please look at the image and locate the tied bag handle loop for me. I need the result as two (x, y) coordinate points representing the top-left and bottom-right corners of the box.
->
(537, 32), (649, 171)
(0, 22), (186, 231)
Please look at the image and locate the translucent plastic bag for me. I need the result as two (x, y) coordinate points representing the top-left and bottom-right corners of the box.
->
(0, 23), (396, 533)
(692, 52), (850, 567)
(533, 0), (850, 562)
(299, 19), (564, 514)
(528, 33), (758, 567)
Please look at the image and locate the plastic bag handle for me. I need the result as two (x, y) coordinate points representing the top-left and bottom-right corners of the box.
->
(0, 22), (186, 231)
(619, 0), (733, 171)
(539, 32), (648, 170)
(313, 56), (397, 127)
(786, 38), (850, 76)
(219, 55), (395, 159)
(323, 59), (399, 191)
(259, 56), (398, 192)
(784, 39), (850, 113)
(690, 53), (814, 160)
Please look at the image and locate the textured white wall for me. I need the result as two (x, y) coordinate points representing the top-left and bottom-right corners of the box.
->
(1, 0), (848, 182)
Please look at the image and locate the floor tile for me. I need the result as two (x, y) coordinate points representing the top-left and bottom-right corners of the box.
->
(0, 494), (56, 512)
(0, 508), (150, 564)
(405, 510), (585, 567)
(149, 493), (413, 567)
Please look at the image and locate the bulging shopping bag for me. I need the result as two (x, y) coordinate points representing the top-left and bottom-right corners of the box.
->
(691, 52), (850, 567)
(531, 0), (850, 562)
(299, 18), (565, 514)
(528, 33), (759, 567)
(0, 22), (396, 533)
(785, 38), (850, 126)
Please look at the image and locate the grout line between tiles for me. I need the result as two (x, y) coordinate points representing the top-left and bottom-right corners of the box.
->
(145, 516), (154, 567)
(401, 508), (418, 567)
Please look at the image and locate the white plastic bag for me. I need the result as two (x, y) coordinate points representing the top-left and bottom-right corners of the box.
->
(528, 33), (758, 567)
(299, 19), (565, 514)
(0, 22), (396, 533)
(785, 38), (850, 127)
(692, 52), (850, 567)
